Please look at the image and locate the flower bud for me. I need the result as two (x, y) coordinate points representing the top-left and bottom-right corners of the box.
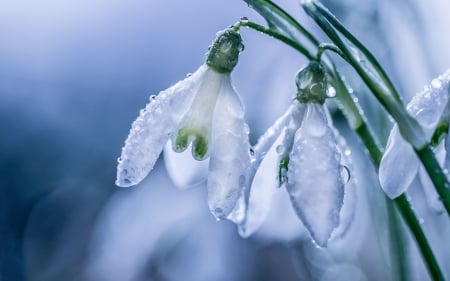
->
(206, 29), (243, 74)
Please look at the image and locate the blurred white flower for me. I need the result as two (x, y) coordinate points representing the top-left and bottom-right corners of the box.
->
(116, 29), (251, 219)
(234, 62), (348, 247)
(379, 69), (450, 205)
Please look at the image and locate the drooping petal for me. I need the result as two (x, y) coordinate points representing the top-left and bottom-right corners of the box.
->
(238, 103), (305, 237)
(163, 140), (209, 189)
(379, 127), (420, 198)
(379, 69), (450, 197)
(207, 77), (251, 219)
(286, 103), (344, 247)
(116, 65), (208, 187)
(331, 134), (356, 240)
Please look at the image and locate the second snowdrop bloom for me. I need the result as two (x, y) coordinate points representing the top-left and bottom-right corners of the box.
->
(379, 70), (450, 201)
(116, 28), (251, 219)
(238, 62), (347, 247)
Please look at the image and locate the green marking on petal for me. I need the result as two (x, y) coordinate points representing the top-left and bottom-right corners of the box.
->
(174, 127), (209, 160)
(278, 157), (290, 186)
(193, 134), (208, 160)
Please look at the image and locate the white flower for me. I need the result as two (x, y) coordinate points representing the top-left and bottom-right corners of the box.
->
(234, 62), (348, 247)
(379, 69), (450, 203)
(116, 29), (251, 220)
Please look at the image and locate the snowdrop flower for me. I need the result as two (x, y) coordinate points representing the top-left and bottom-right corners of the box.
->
(379, 70), (450, 205)
(236, 62), (347, 247)
(116, 28), (251, 220)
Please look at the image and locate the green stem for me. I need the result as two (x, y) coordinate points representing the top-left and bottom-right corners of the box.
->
(243, 0), (319, 45)
(416, 146), (450, 215)
(235, 20), (314, 59)
(316, 43), (344, 61)
(396, 195), (445, 281)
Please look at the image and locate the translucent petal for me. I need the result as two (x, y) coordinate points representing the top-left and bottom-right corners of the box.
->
(407, 69), (450, 136)
(116, 65), (207, 187)
(379, 127), (420, 198)
(163, 140), (209, 189)
(239, 129), (287, 237)
(286, 104), (344, 247)
(331, 133), (357, 239)
(239, 102), (305, 237)
(207, 77), (251, 219)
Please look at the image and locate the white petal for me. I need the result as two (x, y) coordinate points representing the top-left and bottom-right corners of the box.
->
(239, 102), (305, 237)
(286, 103), (344, 247)
(407, 69), (450, 136)
(116, 65), (207, 187)
(207, 77), (251, 219)
(163, 140), (209, 189)
(239, 129), (287, 237)
(379, 127), (420, 198)
(331, 134), (356, 239)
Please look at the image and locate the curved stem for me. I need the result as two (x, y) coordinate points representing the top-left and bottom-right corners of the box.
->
(234, 20), (314, 60)
(243, 0), (319, 45)
(316, 43), (345, 61)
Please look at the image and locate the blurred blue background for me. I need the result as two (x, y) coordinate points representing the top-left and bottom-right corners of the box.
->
(1, 0), (450, 280)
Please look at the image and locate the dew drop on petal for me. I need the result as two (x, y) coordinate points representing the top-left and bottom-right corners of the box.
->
(340, 165), (351, 184)
(431, 78), (442, 90)
(326, 86), (336, 98)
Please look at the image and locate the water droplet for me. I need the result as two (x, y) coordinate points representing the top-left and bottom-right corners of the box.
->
(326, 86), (336, 98)
(117, 157), (122, 163)
(249, 148), (255, 156)
(344, 149), (351, 156)
(419, 218), (425, 224)
(340, 165), (351, 184)
(353, 97), (359, 103)
(276, 145), (285, 154)
(215, 217), (221, 222)
(186, 73), (193, 78)
(240, 16), (249, 22)
(238, 43), (245, 52)
(149, 95), (156, 101)
(431, 79), (442, 89)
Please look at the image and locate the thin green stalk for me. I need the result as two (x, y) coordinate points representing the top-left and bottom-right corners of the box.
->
(416, 146), (450, 215)
(243, 0), (319, 45)
(234, 20), (314, 59)
(316, 43), (344, 61)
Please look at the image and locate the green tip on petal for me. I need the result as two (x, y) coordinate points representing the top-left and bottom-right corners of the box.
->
(174, 127), (209, 160)
(193, 135), (208, 160)
(278, 157), (289, 186)
(295, 61), (328, 104)
(206, 28), (243, 74)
